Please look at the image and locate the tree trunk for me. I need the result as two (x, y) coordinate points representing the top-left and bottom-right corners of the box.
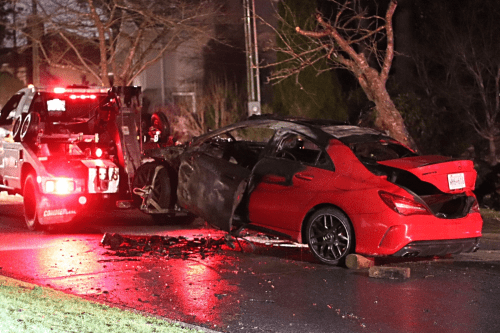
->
(358, 67), (417, 150)
(373, 92), (417, 150)
(288, 0), (417, 150)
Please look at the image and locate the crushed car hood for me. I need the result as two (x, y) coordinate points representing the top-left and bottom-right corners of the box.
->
(377, 155), (477, 193)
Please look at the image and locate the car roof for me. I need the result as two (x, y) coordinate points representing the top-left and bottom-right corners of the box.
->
(193, 115), (391, 146)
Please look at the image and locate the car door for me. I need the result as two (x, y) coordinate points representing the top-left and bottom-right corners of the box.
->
(177, 133), (252, 232)
(247, 130), (336, 235)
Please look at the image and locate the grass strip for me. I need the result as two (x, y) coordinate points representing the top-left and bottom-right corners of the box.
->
(0, 276), (204, 333)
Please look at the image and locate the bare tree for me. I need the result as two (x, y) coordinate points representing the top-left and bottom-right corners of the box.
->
(412, 0), (500, 164)
(10, 0), (217, 86)
(268, 0), (416, 149)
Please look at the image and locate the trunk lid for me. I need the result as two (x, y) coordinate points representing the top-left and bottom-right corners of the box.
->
(377, 155), (476, 193)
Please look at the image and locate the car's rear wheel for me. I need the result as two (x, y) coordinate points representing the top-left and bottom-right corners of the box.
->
(23, 173), (43, 231)
(305, 207), (353, 265)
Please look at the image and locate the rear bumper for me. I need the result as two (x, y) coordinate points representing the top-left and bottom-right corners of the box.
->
(38, 193), (123, 225)
(353, 211), (483, 257)
(391, 237), (480, 258)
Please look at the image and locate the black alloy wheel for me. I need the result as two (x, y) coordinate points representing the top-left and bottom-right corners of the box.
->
(305, 207), (353, 265)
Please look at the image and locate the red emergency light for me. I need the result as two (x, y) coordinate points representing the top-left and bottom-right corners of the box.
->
(69, 94), (97, 100)
(53, 86), (108, 96)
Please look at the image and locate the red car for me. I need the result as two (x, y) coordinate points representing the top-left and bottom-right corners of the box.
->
(138, 116), (482, 265)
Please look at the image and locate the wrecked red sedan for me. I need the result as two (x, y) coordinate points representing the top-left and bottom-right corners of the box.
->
(134, 116), (482, 265)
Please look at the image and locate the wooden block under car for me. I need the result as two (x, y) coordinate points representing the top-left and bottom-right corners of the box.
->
(368, 266), (410, 279)
(345, 254), (375, 269)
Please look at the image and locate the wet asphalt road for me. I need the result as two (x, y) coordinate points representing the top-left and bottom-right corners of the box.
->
(1, 194), (500, 332)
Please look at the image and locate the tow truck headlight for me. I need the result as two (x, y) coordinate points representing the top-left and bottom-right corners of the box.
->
(45, 178), (76, 194)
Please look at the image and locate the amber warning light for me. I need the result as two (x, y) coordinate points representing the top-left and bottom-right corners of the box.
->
(45, 178), (76, 195)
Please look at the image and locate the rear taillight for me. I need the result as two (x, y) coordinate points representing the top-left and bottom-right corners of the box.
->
(379, 191), (430, 216)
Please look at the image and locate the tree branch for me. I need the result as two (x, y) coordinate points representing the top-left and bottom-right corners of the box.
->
(380, 0), (397, 83)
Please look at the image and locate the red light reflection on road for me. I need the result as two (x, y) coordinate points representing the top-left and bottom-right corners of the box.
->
(171, 258), (236, 324)
(31, 237), (120, 295)
(0, 232), (240, 329)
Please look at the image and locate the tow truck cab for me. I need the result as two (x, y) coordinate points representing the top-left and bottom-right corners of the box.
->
(0, 85), (142, 230)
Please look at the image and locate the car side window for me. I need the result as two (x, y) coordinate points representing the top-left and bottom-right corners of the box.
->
(199, 125), (276, 170)
(228, 126), (276, 144)
(200, 134), (231, 160)
(274, 133), (333, 169)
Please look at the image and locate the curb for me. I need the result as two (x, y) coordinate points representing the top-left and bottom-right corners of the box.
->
(482, 233), (500, 240)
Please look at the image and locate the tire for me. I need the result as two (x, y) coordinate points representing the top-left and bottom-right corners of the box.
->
(12, 115), (24, 142)
(23, 173), (43, 231)
(132, 162), (173, 210)
(150, 112), (170, 143)
(305, 207), (354, 265)
(20, 112), (41, 142)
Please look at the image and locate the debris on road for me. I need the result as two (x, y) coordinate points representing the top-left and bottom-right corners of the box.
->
(368, 266), (411, 279)
(100, 232), (227, 259)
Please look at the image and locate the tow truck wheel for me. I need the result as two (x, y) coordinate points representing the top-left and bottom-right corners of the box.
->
(20, 112), (41, 142)
(12, 115), (24, 142)
(23, 173), (43, 231)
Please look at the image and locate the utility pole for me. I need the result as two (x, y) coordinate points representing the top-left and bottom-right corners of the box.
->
(31, 0), (40, 86)
(243, 0), (261, 116)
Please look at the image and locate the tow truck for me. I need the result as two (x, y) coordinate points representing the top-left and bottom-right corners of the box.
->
(0, 85), (142, 230)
